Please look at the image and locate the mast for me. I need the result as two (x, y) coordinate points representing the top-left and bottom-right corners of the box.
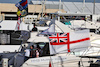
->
(42, 0), (44, 20)
(93, 0), (95, 14)
(59, 0), (61, 11)
(82, 0), (85, 13)
(58, 0), (61, 21)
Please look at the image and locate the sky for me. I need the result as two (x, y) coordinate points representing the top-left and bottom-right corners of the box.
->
(0, 0), (100, 4)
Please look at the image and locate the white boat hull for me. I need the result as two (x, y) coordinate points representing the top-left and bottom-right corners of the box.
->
(22, 55), (80, 67)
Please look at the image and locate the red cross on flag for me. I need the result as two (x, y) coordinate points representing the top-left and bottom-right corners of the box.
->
(49, 29), (91, 55)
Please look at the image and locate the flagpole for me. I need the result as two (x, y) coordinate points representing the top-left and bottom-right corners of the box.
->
(47, 35), (54, 67)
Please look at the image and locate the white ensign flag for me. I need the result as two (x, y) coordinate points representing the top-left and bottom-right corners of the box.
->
(49, 29), (91, 55)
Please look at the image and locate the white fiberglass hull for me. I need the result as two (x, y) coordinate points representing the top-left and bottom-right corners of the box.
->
(22, 55), (80, 67)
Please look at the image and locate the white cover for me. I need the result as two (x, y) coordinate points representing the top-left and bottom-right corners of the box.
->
(49, 29), (91, 55)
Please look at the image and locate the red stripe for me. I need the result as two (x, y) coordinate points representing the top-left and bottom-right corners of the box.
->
(49, 37), (68, 39)
(57, 33), (59, 43)
(18, 26), (19, 30)
(70, 38), (90, 44)
(67, 33), (70, 52)
(50, 37), (90, 52)
(21, 0), (27, 6)
(50, 37), (90, 45)
(17, 15), (21, 30)
(17, 22), (20, 25)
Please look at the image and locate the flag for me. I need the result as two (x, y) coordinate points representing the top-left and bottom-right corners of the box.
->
(49, 29), (91, 55)
(15, 2), (23, 11)
(19, 0), (28, 10)
(15, 14), (21, 31)
(15, 0), (28, 11)
(15, 0), (28, 16)
(40, 24), (55, 35)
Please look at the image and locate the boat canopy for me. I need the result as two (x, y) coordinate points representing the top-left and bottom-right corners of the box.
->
(28, 32), (49, 43)
(0, 20), (17, 30)
(0, 20), (28, 31)
(55, 20), (73, 32)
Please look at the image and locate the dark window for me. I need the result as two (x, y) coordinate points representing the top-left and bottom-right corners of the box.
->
(5, 16), (17, 20)
(0, 30), (22, 45)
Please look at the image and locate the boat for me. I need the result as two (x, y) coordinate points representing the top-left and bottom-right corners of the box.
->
(21, 32), (81, 67)
(20, 20), (91, 67)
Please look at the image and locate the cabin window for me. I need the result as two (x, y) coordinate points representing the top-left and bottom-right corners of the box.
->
(34, 43), (50, 57)
(0, 30), (22, 45)
(23, 42), (50, 58)
(90, 29), (95, 33)
(90, 29), (100, 34)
